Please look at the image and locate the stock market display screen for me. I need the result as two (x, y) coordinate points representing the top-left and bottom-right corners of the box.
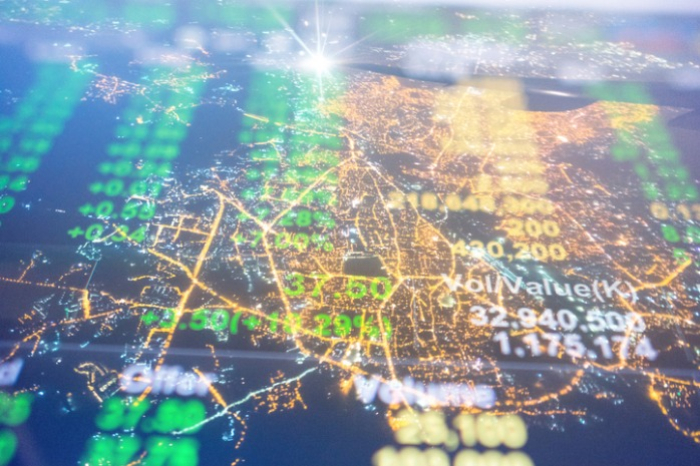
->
(0, 1), (698, 465)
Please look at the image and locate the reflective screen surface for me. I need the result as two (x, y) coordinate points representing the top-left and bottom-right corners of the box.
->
(0, 1), (699, 465)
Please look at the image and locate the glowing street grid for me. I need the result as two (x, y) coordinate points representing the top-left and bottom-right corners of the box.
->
(0, 2), (698, 466)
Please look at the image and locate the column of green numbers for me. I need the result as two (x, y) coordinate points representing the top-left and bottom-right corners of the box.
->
(237, 72), (291, 224)
(68, 68), (205, 243)
(272, 73), (344, 241)
(284, 73), (343, 211)
(0, 63), (90, 223)
(81, 396), (203, 466)
(234, 71), (343, 244)
(589, 84), (699, 263)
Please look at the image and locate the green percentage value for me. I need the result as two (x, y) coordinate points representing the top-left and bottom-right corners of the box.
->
(312, 313), (392, 338)
(278, 209), (336, 228)
(231, 231), (333, 252)
(143, 309), (247, 333)
(141, 309), (392, 339)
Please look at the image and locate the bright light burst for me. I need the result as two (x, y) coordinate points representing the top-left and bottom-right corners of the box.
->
(302, 52), (333, 75)
(266, 1), (350, 100)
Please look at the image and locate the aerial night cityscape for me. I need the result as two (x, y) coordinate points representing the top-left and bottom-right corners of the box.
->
(0, 1), (698, 465)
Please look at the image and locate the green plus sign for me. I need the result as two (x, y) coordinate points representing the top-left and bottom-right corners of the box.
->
(78, 204), (94, 216)
(67, 227), (85, 239)
(88, 182), (103, 194)
(98, 163), (112, 175)
(242, 316), (261, 330)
